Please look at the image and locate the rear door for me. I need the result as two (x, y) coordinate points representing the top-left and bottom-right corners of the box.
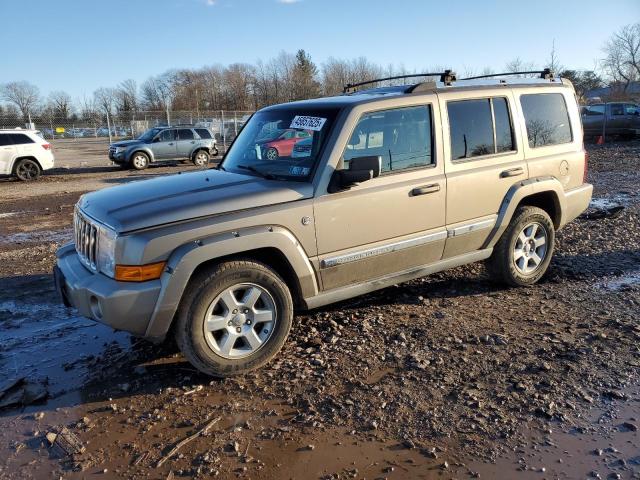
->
(0, 134), (17, 174)
(314, 102), (447, 291)
(441, 92), (525, 258)
(176, 128), (197, 158)
(152, 129), (177, 159)
(581, 105), (605, 136)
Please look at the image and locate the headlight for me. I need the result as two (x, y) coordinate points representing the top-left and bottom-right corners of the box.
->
(114, 146), (126, 154)
(96, 226), (117, 277)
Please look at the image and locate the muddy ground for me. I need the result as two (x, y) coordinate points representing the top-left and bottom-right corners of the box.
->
(0, 140), (638, 480)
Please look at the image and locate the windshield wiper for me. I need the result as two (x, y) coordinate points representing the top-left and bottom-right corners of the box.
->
(236, 164), (279, 180)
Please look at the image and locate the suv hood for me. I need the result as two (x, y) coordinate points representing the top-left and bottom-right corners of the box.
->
(78, 170), (312, 232)
(111, 139), (143, 148)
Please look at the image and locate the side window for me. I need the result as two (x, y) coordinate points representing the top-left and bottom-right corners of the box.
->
(625, 104), (639, 115)
(520, 93), (572, 148)
(9, 133), (35, 145)
(157, 129), (175, 142)
(178, 129), (195, 140)
(584, 105), (605, 116)
(343, 105), (433, 173)
(611, 104), (624, 116)
(493, 98), (515, 153)
(448, 99), (502, 160)
(195, 128), (212, 139)
(0, 134), (12, 146)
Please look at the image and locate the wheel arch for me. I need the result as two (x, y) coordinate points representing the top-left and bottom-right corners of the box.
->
(127, 148), (153, 163)
(11, 156), (42, 174)
(144, 226), (318, 341)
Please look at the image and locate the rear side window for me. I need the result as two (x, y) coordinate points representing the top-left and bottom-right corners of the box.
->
(9, 133), (35, 145)
(344, 105), (433, 173)
(448, 97), (515, 160)
(520, 93), (572, 147)
(177, 129), (195, 140)
(0, 134), (11, 146)
(195, 128), (212, 139)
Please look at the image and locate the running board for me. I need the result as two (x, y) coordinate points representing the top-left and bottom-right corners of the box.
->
(303, 248), (493, 310)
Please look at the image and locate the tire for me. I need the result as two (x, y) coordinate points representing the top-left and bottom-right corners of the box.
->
(131, 151), (150, 170)
(175, 260), (293, 377)
(193, 150), (210, 167)
(265, 147), (278, 160)
(14, 159), (41, 181)
(486, 206), (555, 287)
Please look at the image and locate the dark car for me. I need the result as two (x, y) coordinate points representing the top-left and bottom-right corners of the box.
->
(581, 103), (640, 138)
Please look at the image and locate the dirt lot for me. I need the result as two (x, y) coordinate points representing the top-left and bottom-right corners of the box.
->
(0, 140), (638, 480)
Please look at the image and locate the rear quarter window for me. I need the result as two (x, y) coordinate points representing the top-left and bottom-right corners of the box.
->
(9, 133), (35, 145)
(195, 128), (212, 139)
(520, 93), (572, 148)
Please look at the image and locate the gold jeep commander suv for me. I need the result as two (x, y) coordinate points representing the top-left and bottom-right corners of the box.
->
(55, 69), (593, 376)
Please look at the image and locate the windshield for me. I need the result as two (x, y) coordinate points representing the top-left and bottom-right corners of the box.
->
(221, 108), (338, 181)
(138, 128), (163, 142)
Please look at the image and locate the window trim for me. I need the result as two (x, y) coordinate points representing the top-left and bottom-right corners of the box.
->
(340, 104), (436, 177)
(520, 92), (573, 149)
(447, 96), (517, 163)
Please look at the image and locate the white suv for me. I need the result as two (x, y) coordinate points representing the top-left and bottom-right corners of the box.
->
(0, 129), (55, 181)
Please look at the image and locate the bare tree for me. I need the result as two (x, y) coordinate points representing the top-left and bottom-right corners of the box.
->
(601, 23), (640, 90)
(505, 58), (538, 77)
(115, 79), (138, 115)
(2, 81), (40, 120)
(93, 87), (117, 115)
(48, 90), (72, 119)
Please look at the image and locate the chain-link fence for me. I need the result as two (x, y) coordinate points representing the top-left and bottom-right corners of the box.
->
(0, 110), (254, 148)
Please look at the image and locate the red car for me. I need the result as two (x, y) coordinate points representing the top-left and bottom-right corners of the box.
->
(261, 129), (311, 160)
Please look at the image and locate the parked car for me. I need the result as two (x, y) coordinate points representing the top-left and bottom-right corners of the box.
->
(258, 128), (311, 160)
(581, 102), (640, 138)
(290, 136), (313, 158)
(108, 126), (218, 170)
(0, 129), (55, 181)
(55, 71), (592, 377)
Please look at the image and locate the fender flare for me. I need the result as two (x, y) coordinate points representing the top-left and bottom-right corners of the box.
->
(144, 225), (318, 340)
(482, 176), (566, 249)
(127, 148), (154, 163)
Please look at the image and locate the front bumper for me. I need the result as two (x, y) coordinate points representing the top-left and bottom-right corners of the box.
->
(54, 244), (161, 337)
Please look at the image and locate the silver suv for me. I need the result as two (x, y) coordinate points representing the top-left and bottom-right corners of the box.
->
(55, 70), (593, 377)
(108, 126), (218, 170)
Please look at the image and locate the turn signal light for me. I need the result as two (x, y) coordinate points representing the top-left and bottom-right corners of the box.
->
(115, 262), (166, 282)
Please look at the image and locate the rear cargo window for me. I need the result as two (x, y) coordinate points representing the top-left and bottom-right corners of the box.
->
(195, 128), (212, 139)
(344, 105), (433, 173)
(520, 93), (572, 148)
(8, 133), (35, 145)
(447, 97), (515, 160)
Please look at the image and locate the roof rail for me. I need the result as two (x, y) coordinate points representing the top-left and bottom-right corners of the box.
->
(343, 70), (457, 93)
(462, 68), (555, 80)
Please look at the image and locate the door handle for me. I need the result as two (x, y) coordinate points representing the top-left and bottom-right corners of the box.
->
(500, 167), (524, 178)
(411, 184), (440, 196)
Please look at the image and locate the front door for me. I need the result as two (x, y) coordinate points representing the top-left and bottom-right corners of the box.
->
(314, 104), (447, 291)
(0, 134), (16, 174)
(152, 129), (177, 159)
(441, 93), (527, 258)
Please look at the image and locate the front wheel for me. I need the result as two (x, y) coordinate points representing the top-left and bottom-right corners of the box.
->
(486, 206), (555, 286)
(175, 260), (293, 377)
(265, 147), (278, 160)
(131, 152), (150, 170)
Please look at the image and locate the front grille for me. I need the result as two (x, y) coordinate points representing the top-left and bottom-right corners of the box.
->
(74, 209), (98, 270)
(109, 146), (116, 155)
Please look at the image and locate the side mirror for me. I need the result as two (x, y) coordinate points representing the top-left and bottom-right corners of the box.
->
(328, 155), (381, 193)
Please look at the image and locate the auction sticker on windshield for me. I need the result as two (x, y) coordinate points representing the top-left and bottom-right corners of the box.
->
(290, 116), (327, 131)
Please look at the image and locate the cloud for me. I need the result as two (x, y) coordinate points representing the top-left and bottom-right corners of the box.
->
(205, 0), (216, 5)
(277, 0), (302, 3)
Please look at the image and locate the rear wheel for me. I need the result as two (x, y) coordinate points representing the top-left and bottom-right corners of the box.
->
(265, 147), (278, 160)
(193, 150), (210, 167)
(175, 260), (293, 377)
(14, 159), (41, 181)
(486, 206), (555, 286)
(131, 152), (149, 170)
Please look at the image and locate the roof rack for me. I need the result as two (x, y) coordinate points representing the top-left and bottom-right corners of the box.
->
(461, 68), (555, 80)
(343, 70), (457, 93)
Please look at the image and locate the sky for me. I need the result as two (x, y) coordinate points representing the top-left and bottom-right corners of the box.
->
(1, 0), (638, 100)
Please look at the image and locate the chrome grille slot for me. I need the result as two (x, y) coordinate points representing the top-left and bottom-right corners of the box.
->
(74, 209), (98, 271)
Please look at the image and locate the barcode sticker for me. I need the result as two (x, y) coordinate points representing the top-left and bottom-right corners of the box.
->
(290, 115), (327, 131)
